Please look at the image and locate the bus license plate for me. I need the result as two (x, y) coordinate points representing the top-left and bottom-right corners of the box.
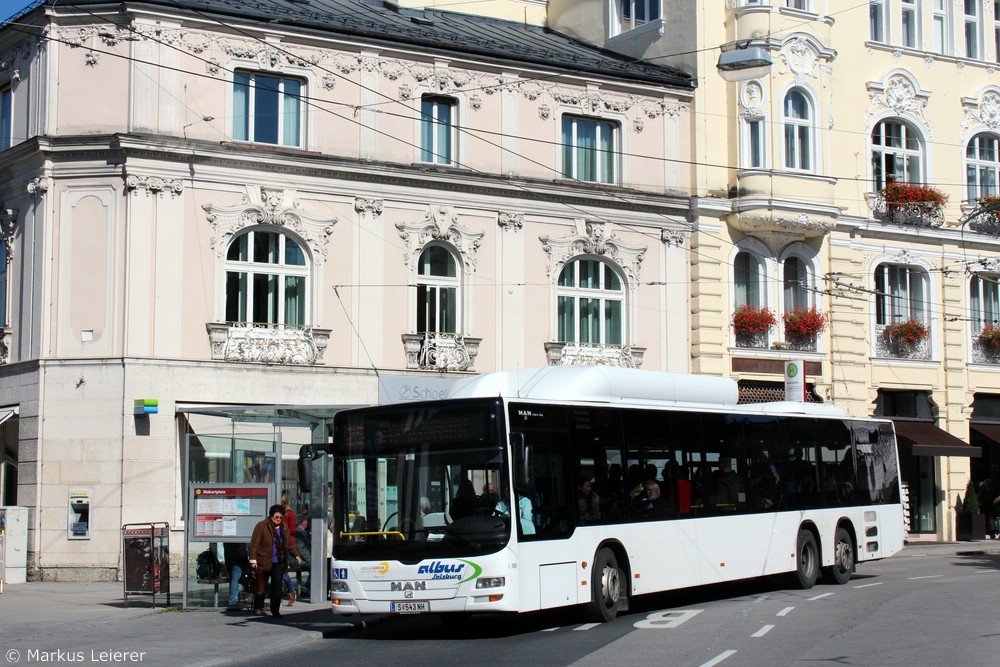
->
(391, 601), (428, 614)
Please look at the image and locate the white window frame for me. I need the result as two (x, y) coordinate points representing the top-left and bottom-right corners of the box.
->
(0, 86), (11, 152)
(742, 115), (768, 169)
(616, 0), (662, 34)
(874, 263), (928, 326)
(556, 257), (625, 346)
(871, 119), (924, 191)
(994, 1), (1000, 62)
(901, 0), (921, 49)
(965, 0), (982, 59)
(415, 244), (461, 334)
(782, 256), (813, 313)
(561, 114), (620, 185)
(932, 0), (953, 54)
(870, 0), (887, 43)
(0, 239), (7, 327)
(970, 273), (1000, 333)
(419, 95), (457, 166)
(232, 70), (304, 148)
(224, 228), (310, 326)
(785, 0), (810, 11)
(734, 249), (767, 310)
(782, 89), (814, 172)
(966, 132), (1000, 200)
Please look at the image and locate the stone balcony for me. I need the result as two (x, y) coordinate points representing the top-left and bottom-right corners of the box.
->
(401, 333), (481, 372)
(544, 342), (645, 368)
(206, 322), (330, 365)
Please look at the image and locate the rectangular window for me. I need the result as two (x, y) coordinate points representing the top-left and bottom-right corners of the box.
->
(870, 0), (886, 42)
(0, 87), (11, 151)
(875, 264), (926, 325)
(902, 0), (919, 48)
(561, 116), (618, 184)
(420, 96), (456, 165)
(965, 0), (981, 59)
(995, 1), (1000, 62)
(620, 0), (661, 32)
(233, 71), (303, 147)
(417, 284), (457, 333)
(785, 0), (809, 10)
(932, 0), (952, 54)
(744, 117), (765, 168)
(0, 240), (7, 327)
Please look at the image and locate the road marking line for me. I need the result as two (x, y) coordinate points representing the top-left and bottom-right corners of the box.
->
(852, 582), (884, 589)
(808, 592), (834, 601)
(542, 627), (559, 632)
(574, 623), (600, 631)
(908, 575), (942, 580)
(975, 570), (997, 574)
(776, 606), (795, 617)
(699, 650), (737, 667)
(751, 624), (775, 638)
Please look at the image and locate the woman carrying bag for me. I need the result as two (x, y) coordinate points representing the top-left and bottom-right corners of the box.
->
(249, 504), (302, 618)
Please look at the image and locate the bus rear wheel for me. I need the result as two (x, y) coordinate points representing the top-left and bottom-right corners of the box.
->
(793, 529), (818, 589)
(587, 548), (622, 622)
(823, 526), (855, 585)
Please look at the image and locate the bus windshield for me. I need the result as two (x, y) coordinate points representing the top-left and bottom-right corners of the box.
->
(332, 399), (510, 561)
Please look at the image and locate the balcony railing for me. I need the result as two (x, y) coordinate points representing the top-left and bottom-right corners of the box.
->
(871, 194), (944, 228)
(972, 337), (1000, 364)
(206, 323), (330, 365)
(544, 342), (645, 368)
(401, 333), (481, 372)
(734, 331), (771, 350)
(873, 323), (930, 360)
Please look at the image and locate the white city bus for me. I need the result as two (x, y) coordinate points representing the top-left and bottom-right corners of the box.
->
(329, 366), (904, 621)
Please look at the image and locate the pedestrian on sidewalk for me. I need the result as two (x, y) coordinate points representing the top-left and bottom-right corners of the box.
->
(249, 504), (302, 618)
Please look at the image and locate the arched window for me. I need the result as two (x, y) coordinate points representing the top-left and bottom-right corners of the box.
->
(966, 132), (1000, 200)
(557, 258), (624, 345)
(874, 262), (927, 325)
(416, 245), (460, 334)
(871, 119), (922, 190)
(783, 256), (810, 311)
(734, 251), (763, 308)
(783, 90), (813, 171)
(970, 273), (1000, 333)
(225, 229), (308, 325)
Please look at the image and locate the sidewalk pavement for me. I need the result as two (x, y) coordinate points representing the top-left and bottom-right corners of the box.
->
(0, 541), (996, 666)
(0, 581), (367, 667)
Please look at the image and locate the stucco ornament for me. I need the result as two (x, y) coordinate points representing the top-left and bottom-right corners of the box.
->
(0, 208), (16, 262)
(204, 186), (337, 263)
(961, 90), (1000, 136)
(498, 212), (524, 231)
(539, 220), (646, 286)
(740, 80), (767, 116)
(865, 73), (932, 137)
(395, 206), (484, 276)
(779, 37), (817, 78)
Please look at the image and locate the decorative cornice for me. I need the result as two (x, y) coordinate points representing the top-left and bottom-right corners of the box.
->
(203, 185), (338, 263)
(540, 220), (647, 285)
(396, 206), (484, 276)
(660, 229), (686, 247)
(865, 72), (932, 136)
(354, 197), (384, 218)
(125, 173), (184, 197)
(25, 177), (49, 197)
(498, 211), (524, 232)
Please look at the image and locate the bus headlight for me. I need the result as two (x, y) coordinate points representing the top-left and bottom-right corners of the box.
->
(331, 580), (350, 593)
(475, 577), (505, 589)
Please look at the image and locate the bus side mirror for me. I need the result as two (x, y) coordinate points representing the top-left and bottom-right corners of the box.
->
(297, 445), (315, 493)
(511, 433), (532, 491)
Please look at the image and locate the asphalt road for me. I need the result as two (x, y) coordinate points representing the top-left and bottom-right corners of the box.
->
(240, 546), (1000, 667)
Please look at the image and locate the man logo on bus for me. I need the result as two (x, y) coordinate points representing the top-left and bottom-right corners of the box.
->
(390, 581), (426, 591)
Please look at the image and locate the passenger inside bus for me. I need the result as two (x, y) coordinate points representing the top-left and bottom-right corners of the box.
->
(451, 478), (479, 520)
(577, 478), (601, 524)
(634, 480), (667, 517)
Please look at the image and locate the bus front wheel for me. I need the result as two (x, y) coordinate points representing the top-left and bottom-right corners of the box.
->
(587, 547), (623, 622)
(823, 526), (855, 585)
(793, 529), (819, 589)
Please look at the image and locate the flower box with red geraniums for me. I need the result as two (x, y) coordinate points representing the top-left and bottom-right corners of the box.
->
(783, 307), (828, 344)
(979, 324), (1000, 353)
(881, 318), (929, 348)
(732, 305), (777, 337)
(882, 182), (948, 209)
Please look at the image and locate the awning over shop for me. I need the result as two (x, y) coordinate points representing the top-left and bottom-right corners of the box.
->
(892, 420), (981, 458)
(970, 422), (1000, 448)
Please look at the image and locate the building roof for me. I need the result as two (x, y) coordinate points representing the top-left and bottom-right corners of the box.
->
(9, 0), (694, 88)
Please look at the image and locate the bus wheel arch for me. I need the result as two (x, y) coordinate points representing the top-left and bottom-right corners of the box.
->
(822, 521), (856, 585)
(586, 541), (628, 622)
(792, 524), (820, 589)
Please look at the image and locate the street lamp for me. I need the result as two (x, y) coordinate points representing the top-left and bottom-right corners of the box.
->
(716, 44), (773, 82)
